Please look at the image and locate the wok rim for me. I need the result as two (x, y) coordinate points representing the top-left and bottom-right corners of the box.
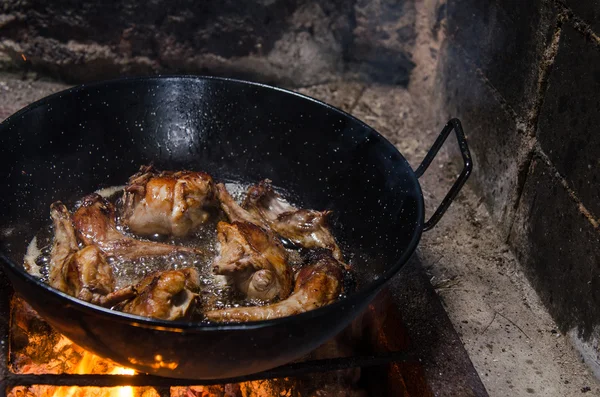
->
(0, 74), (425, 332)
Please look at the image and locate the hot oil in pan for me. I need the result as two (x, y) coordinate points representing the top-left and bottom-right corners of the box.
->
(25, 181), (367, 320)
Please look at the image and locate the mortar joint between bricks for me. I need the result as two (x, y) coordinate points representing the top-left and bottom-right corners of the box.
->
(532, 143), (600, 231)
(505, 137), (537, 242)
(553, 0), (600, 50)
(450, 42), (523, 128)
(526, 15), (563, 138)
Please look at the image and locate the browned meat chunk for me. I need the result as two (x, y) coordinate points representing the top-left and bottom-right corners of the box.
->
(205, 251), (343, 322)
(72, 193), (200, 259)
(116, 268), (200, 321)
(48, 202), (80, 293)
(243, 180), (343, 260)
(121, 165), (216, 237)
(213, 221), (292, 302)
(217, 180), (342, 260)
(48, 202), (132, 306)
(215, 183), (265, 226)
(60, 245), (115, 304)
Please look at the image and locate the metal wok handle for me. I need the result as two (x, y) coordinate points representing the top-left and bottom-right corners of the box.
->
(415, 118), (472, 231)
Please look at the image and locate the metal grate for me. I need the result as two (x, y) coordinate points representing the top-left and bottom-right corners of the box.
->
(0, 273), (415, 396)
(0, 261), (490, 397)
(2, 351), (413, 388)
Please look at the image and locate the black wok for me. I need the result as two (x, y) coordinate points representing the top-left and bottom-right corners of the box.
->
(0, 76), (471, 380)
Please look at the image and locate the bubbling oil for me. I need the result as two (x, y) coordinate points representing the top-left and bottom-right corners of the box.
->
(26, 180), (366, 321)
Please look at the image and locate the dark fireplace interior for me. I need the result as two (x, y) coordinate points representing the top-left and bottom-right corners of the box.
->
(0, 0), (599, 396)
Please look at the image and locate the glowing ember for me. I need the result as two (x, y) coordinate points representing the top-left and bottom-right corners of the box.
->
(8, 296), (152, 397)
(7, 364), (152, 397)
(8, 296), (374, 396)
(8, 385), (157, 397)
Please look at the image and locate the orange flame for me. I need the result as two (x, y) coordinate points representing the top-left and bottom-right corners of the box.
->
(109, 367), (136, 397)
(51, 351), (136, 397)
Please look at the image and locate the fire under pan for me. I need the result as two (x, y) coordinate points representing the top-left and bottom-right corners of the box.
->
(0, 259), (487, 397)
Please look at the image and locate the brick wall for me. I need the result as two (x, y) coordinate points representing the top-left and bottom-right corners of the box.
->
(0, 0), (416, 87)
(1, 0), (598, 378)
(438, 0), (600, 376)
